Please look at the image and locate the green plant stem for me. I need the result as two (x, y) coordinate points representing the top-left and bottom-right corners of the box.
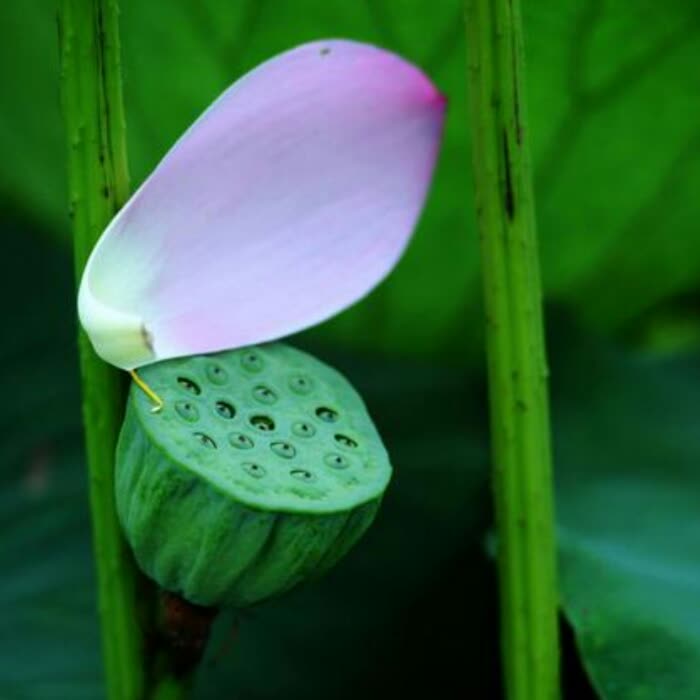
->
(59, 4), (199, 697)
(58, 1), (144, 698)
(464, 1), (560, 699)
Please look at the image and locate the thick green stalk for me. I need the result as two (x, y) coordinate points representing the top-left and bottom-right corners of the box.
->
(60, 4), (198, 697)
(58, 1), (144, 698)
(464, 1), (560, 699)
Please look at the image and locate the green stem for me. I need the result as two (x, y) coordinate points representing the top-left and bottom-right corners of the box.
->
(59, 4), (198, 697)
(58, 1), (144, 698)
(464, 1), (560, 699)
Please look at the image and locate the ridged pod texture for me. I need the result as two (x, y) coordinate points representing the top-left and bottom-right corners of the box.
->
(115, 343), (390, 607)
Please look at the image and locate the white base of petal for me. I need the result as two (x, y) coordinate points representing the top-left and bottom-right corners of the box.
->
(78, 281), (155, 370)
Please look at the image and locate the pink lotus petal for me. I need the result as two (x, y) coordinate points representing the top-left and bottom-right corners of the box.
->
(78, 39), (446, 369)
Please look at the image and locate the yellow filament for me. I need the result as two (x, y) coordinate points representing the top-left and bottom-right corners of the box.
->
(129, 370), (164, 413)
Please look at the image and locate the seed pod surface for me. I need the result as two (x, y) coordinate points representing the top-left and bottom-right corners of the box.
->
(116, 343), (391, 607)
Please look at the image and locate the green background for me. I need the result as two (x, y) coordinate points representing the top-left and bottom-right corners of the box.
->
(2, 1), (700, 697)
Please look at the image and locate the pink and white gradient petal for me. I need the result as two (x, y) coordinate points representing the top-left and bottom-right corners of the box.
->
(78, 39), (446, 369)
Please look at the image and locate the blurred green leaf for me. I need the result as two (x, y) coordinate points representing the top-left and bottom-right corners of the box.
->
(0, 226), (100, 699)
(0, 447), (102, 700)
(554, 334), (700, 699)
(531, 1), (700, 332)
(4, 1), (700, 355)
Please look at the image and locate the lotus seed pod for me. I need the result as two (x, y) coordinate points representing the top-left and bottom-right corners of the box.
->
(115, 343), (391, 608)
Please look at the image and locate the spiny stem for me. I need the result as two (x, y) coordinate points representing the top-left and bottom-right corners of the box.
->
(58, 1), (144, 698)
(464, 1), (560, 699)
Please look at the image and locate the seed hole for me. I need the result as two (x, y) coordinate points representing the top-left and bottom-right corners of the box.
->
(250, 415), (275, 432)
(290, 468), (315, 482)
(315, 406), (339, 423)
(243, 462), (266, 479)
(175, 401), (199, 423)
(271, 441), (296, 459)
(177, 377), (201, 395)
(240, 350), (264, 373)
(215, 400), (236, 419)
(206, 364), (229, 385)
(229, 432), (254, 450)
(325, 453), (350, 469)
(334, 434), (358, 449)
(292, 421), (316, 438)
(253, 385), (278, 405)
(288, 374), (314, 395)
(194, 432), (217, 449)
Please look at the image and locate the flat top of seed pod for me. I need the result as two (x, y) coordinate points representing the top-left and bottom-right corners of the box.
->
(130, 343), (392, 514)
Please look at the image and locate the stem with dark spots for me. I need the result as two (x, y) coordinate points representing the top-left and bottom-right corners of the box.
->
(59, 1), (145, 697)
(464, 1), (560, 699)
(59, 2), (192, 699)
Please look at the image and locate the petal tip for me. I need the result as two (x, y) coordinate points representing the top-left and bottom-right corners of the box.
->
(433, 90), (448, 109)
